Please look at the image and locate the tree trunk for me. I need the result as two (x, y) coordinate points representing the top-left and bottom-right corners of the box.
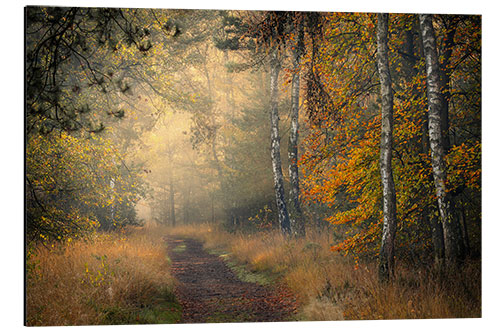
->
(183, 186), (191, 225)
(430, 209), (445, 270)
(211, 191), (215, 223)
(459, 201), (471, 257)
(439, 18), (457, 152)
(270, 50), (291, 235)
(377, 13), (398, 282)
(288, 22), (305, 237)
(211, 139), (232, 226)
(419, 14), (465, 268)
(169, 172), (176, 227)
(223, 50), (236, 118)
(420, 77), (446, 269)
(400, 16), (446, 269)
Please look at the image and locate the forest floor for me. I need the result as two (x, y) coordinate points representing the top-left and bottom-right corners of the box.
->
(166, 236), (299, 323)
(164, 225), (481, 321)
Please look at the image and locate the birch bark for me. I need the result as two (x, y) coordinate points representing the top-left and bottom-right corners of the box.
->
(419, 14), (464, 267)
(377, 13), (397, 281)
(288, 22), (305, 237)
(270, 50), (291, 235)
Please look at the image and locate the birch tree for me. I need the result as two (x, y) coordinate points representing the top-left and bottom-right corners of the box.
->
(288, 17), (306, 237)
(270, 50), (291, 235)
(376, 13), (397, 281)
(419, 14), (465, 268)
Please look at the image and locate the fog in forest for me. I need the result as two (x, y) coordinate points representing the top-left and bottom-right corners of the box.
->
(27, 9), (293, 233)
(25, 7), (482, 325)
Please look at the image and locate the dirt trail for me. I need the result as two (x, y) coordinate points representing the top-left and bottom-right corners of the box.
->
(166, 237), (298, 323)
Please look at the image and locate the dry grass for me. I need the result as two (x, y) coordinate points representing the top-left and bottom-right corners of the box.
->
(166, 223), (481, 321)
(26, 225), (177, 326)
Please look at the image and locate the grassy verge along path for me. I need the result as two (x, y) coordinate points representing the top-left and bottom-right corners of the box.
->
(166, 224), (480, 321)
(166, 236), (298, 323)
(26, 226), (181, 326)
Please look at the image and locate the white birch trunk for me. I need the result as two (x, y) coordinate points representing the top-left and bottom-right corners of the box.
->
(288, 24), (305, 237)
(270, 50), (291, 235)
(377, 13), (397, 282)
(419, 14), (464, 268)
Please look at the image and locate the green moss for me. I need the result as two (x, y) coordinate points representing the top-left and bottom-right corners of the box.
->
(135, 301), (182, 324)
(171, 244), (186, 253)
(101, 288), (181, 325)
(224, 259), (272, 285)
(207, 249), (274, 286)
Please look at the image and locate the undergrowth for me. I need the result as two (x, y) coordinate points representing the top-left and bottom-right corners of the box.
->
(26, 225), (180, 326)
(166, 223), (481, 321)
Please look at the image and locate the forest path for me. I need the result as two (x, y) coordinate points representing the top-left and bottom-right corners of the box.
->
(165, 237), (298, 323)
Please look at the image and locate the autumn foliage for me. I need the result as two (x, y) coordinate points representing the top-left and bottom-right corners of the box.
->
(24, 7), (481, 325)
(26, 131), (144, 243)
(299, 13), (480, 261)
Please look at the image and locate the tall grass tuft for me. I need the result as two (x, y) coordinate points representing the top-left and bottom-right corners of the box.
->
(26, 225), (177, 326)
